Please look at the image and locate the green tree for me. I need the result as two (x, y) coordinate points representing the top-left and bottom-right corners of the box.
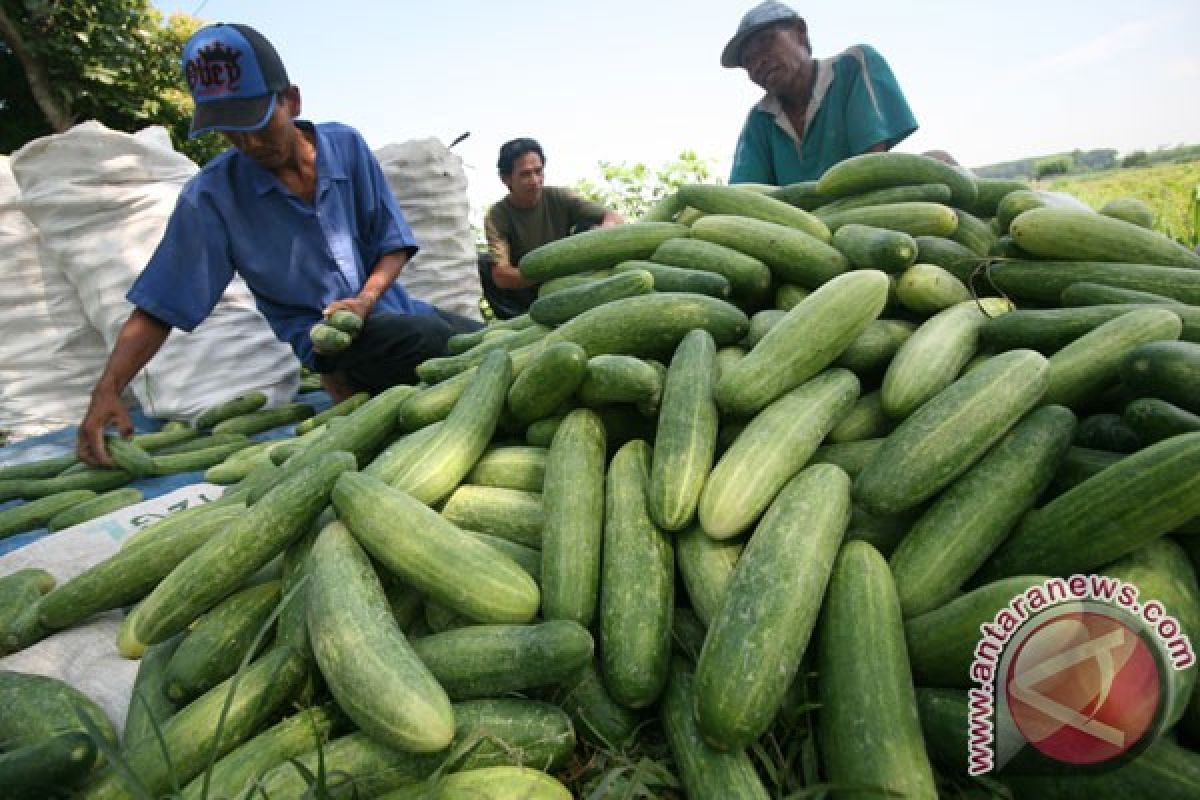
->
(0, 0), (224, 163)
(1034, 154), (1074, 180)
(574, 150), (719, 220)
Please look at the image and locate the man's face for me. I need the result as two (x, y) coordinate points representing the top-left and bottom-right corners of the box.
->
(222, 88), (302, 170)
(503, 151), (545, 206)
(741, 23), (811, 96)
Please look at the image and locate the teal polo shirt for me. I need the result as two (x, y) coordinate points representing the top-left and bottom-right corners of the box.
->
(729, 44), (918, 186)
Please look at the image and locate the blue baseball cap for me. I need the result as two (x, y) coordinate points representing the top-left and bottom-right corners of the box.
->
(721, 2), (806, 68)
(182, 23), (290, 138)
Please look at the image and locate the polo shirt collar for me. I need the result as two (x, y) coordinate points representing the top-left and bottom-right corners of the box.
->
(755, 56), (836, 146)
(247, 120), (347, 196)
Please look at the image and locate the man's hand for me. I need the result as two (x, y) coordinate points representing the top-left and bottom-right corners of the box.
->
(77, 386), (133, 467)
(323, 292), (375, 322)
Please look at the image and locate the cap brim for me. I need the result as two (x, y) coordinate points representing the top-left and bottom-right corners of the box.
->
(189, 93), (276, 139)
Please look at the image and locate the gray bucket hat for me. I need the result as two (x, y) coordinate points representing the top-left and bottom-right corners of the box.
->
(721, 1), (806, 68)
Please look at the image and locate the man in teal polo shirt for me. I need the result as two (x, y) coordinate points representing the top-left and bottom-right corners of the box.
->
(723, 2), (918, 185)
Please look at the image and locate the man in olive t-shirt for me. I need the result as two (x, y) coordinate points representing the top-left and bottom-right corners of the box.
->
(483, 138), (623, 318)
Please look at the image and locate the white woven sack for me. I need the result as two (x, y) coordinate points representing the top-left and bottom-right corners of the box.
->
(0, 156), (109, 440)
(10, 121), (298, 423)
(375, 138), (482, 321)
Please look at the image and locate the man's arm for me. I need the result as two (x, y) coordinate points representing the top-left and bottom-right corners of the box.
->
(484, 212), (534, 290)
(78, 309), (172, 466)
(324, 248), (410, 321)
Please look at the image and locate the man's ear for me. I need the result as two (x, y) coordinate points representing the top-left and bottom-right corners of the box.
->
(283, 85), (302, 118)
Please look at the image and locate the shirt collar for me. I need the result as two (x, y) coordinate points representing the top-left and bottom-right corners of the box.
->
(755, 56), (836, 145)
(247, 120), (348, 196)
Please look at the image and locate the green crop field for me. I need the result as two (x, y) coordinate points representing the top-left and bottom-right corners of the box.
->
(1042, 160), (1200, 248)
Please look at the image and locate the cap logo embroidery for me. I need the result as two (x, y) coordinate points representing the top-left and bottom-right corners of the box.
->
(186, 41), (244, 98)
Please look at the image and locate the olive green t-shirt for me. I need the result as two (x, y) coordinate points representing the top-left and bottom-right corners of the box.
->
(484, 186), (608, 267)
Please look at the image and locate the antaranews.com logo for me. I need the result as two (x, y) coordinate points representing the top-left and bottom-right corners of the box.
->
(967, 574), (1194, 776)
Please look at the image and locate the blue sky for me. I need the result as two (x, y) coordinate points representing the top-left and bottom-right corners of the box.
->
(156, 0), (1199, 214)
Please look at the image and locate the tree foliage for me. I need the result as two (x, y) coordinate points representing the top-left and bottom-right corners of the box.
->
(1033, 154), (1073, 180)
(0, 0), (224, 163)
(574, 150), (719, 220)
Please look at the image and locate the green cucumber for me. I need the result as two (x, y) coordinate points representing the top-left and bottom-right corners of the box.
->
(914, 235), (982, 283)
(0, 489), (97, 539)
(816, 151), (978, 207)
(332, 472), (541, 623)
(151, 438), (255, 476)
(196, 392), (268, 430)
(714, 269), (888, 416)
(0, 453), (80, 482)
(381, 768), (572, 800)
(648, 329), (718, 531)
(310, 322), (352, 352)
(211, 402), (315, 435)
(123, 633), (184, 752)
(976, 432), (1200, 581)
(601, 440), (674, 708)
(295, 391), (370, 434)
(541, 409), (607, 625)
(1061, 281), (1179, 307)
(675, 523), (742, 628)
(553, 660), (641, 749)
(163, 580), (280, 702)
(150, 432), (248, 457)
(528, 269), (655, 326)
(856, 348), (1050, 515)
(889, 405), (1075, 617)
(327, 308), (364, 335)
(1074, 413), (1142, 453)
(678, 183), (831, 241)
(0, 569), (54, 648)
(365, 421), (443, 485)
(578, 354), (662, 409)
(812, 438), (884, 477)
(448, 316), (530, 354)
(537, 270), (614, 298)
(690, 214), (846, 288)
(1121, 340), (1200, 413)
(1101, 196), (1156, 228)
(817, 201), (960, 237)
(982, 304), (1200, 354)
(817, 540), (937, 797)
(411, 620), (593, 700)
(1011, 207), (1200, 268)
(827, 389), (892, 443)
(440, 485), (543, 548)
(465, 531), (541, 581)
(894, 262), (972, 313)
(774, 283), (809, 309)
(950, 208), (997, 255)
(519, 222), (689, 282)
(830, 223), (918, 272)
(990, 260), (1200, 305)
(308, 520), (454, 752)
(105, 435), (155, 478)
(417, 323), (547, 385)
(768, 179), (827, 209)
(741, 308), (784, 348)
(464, 446), (546, 492)
(614, 259), (731, 297)
(846, 505), (916, 558)
(1124, 397), (1200, 443)
(815, 182), (953, 216)
(834, 318), (915, 375)
(965, 178), (1028, 218)
(1044, 307), (1182, 408)
(651, 237), (773, 307)
(0, 671), (115, 771)
(45, 488), (142, 531)
(695, 464), (851, 749)
(0, 732), (96, 797)
(506, 342), (588, 425)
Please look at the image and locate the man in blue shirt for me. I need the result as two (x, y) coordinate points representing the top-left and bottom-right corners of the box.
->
(723, 2), (918, 186)
(78, 23), (479, 466)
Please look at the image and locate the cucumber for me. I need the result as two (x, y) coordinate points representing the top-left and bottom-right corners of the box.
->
(689, 214), (847, 288)
(0, 489), (96, 539)
(1046, 446), (1126, 498)
(983, 304), (1200, 354)
(308, 520), (454, 752)
(995, 188), (1054, 232)
(648, 329), (718, 531)
(856, 349), (1050, 515)
(601, 440), (674, 709)
(894, 262), (972, 313)
(122, 634), (184, 752)
(0, 453), (79, 482)
(741, 309), (785, 348)
(0, 732), (96, 797)
(1101, 196), (1155, 227)
(1044, 307), (1182, 408)
(817, 540), (937, 797)
(881, 297), (1012, 420)
(464, 446), (546, 491)
(417, 323), (547, 385)
(990, 260), (1200, 306)
(448, 315), (534, 354)
(80, 648), (306, 800)
(105, 435), (155, 478)
(950, 208), (997, 255)
(651, 237), (773, 307)
(163, 580), (280, 702)
(505, 342), (587, 425)
(675, 523), (742, 627)
(702, 369), (859, 539)
(964, 178), (1028, 218)
(830, 223), (918, 272)
(816, 151), (978, 207)
(310, 322), (352, 352)
(846, 505), (916, 558)
(614, 259), (732, 297)
(889, 405), (1075, 617)
(519, 222), (689, 281)
(1061, 281), (1178, 307)
(389, 350), (512, 505)
(553, 660), (641, 749)
(296, 391), (370, 434)
(151, 432), (248, 457)
(661, 660), (770, 800)
(774, 283), (809, 309)
(914, 235), (983, 283)
(196, 391), (268, 430)
(381, 767), (572, 800)
(696, 464), (851, 749)
(536, 269), (614, 298)
(1121, 340), (1200, 413)
(440, 485), (543, 548)
(332, 472), (541, 623)
(815, 182), (953, 216)
(714, 270), (888, 416)
(1073, 413), (1142, 453)
(541, 409), (607, 625)
(43, 488), (142, 531)
(578, 353), (662, 410)
(528, 268), (655, 325)
(0, 671), (116, 771)
(905, 575), (1048, 688)
(1004, 734), (1200, 799)
(327, 308), (364, 335)
(834, 318), (915, 375)
(1124, 397), (1200, 443)
(121, 452), (353, 654)
(827, 389), (892, 442)
(212, 402), (315, 435)
(0, 569), (54, 647)
(177, 705), (339, 800)
(977, 432), (1200, 581)
(150, 438), (256, 476)
(768, 179), (827, 209)
(817, 201), (960, 237)
(525, 415), (564, 447)
(1011, 207), (1200, 268)
(366, 421), (444, 485)
(679, 183), (831, 241)
(411, 620), (593, 700)
(283, 384), (415, 472)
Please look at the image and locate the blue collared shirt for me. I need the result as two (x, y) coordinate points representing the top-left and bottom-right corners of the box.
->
(730, 44), (918, 186)
(127, 120), (432, 366)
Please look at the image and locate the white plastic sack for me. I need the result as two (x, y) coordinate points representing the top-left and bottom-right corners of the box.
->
(10, 121), (299, 424)
(375, 138), (483, 321)
(0, 156), (109, 440)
